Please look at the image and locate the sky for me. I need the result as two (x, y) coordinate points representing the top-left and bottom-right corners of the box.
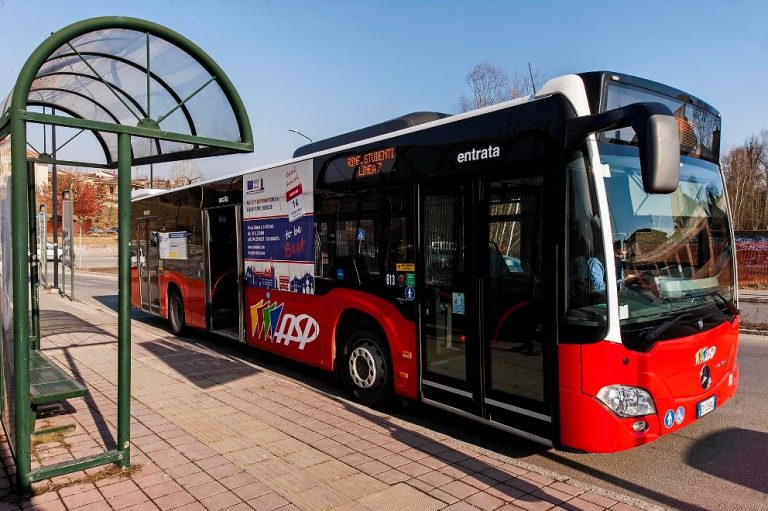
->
(1, 0), (767, 180)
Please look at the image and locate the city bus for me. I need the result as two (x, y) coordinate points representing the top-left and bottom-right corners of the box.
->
(131, 71), (739, 452)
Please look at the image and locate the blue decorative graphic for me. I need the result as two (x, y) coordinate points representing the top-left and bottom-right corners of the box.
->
(357, 228), (366, 241)
(404, 286), (416, 301)
(675, 406), (685, 425)
(664, 409), (675, 428)
(243, 216), (314, 262)
(336, 268), (344, 280)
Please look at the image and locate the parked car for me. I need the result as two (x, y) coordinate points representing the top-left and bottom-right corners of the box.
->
(45, 242), (64, 261)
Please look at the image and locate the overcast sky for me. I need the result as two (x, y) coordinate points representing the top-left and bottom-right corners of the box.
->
(1, 0), (766, 179)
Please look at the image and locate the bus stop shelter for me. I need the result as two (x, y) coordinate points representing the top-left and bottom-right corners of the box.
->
(0, 16), (253, 493)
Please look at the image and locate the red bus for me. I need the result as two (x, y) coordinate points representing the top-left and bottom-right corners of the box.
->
(131, 71), (739, 452)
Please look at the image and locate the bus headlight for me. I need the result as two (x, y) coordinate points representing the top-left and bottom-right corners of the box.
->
(595, 385), (656, 418)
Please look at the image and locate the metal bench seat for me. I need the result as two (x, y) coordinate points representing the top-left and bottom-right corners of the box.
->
(29, 350), (88, 405)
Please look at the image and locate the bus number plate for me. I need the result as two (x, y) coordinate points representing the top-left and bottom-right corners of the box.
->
(696, 396), (716, 418)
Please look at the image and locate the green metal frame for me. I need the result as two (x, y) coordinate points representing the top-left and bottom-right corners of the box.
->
(3, 16), (253, 493)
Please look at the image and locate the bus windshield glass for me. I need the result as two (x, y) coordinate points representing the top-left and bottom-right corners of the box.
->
(601, 142), (735, 334)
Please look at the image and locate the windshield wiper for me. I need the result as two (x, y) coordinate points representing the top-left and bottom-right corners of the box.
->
(642, 311), (700, 343)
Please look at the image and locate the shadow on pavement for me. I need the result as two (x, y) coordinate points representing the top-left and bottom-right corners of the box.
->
(685, 427), (768, 494)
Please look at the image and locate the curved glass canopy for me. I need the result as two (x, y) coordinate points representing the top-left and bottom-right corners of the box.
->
(0, 17), (253, 166)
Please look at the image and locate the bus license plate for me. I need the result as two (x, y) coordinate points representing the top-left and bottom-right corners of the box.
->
(696, 396), (716, 418)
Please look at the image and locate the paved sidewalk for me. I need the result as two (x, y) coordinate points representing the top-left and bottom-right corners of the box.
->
(739, 288), (768, 330)
(0, 293), (657, 511)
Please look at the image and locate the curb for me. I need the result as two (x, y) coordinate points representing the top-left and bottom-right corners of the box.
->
(740, 328), (768, 336)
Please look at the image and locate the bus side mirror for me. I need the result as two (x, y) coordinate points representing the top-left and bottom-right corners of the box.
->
(565, 102), (680, 194)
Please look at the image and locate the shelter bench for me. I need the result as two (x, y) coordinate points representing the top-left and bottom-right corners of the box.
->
(29, 350), (88, 406)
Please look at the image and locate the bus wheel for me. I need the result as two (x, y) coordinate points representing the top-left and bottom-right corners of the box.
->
(168, 290), (186, 335)
(343, 329), (393, 407)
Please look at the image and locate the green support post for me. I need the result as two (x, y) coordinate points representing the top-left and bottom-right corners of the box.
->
(117, 132), (131, 468)
(28, 161), (40, 350)
(10, 115), (33, 493)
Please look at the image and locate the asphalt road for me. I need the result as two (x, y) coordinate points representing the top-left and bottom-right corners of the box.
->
(60, 271), (768, 511)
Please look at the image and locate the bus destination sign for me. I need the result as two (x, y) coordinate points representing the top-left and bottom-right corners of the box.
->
(347, 147), (396, 178)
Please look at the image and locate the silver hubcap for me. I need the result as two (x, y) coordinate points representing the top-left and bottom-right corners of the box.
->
(349, 342), (381, 389)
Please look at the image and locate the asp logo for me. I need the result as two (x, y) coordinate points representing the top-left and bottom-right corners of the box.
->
(250, 300), (319, 350)
(695, 346), (716, 366)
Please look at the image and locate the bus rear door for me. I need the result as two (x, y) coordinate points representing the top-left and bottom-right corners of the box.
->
(204, 205), (245, 341)
(137, 217), (160, 314)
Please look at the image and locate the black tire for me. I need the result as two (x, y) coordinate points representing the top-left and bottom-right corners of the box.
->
(168, 290), (186, 335)
(342, 329), (394, 407)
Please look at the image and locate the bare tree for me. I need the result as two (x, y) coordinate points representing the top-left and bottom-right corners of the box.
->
(721, 130), (768, 230)
(169, 160), (204, 187)
(457, 61), (540, 113)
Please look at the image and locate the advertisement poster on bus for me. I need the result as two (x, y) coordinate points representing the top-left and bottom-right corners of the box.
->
(242, 160), (315, 294)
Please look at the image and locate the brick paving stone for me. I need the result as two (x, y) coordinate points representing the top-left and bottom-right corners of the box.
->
(328, 472), (388, 501)
(58, 482), (96, 498)
(218, 472), (256, 491)
(441, 480), (480, 500)
(71, 501), (113, 511)
(357, 483), (444, 511)
(100, 479), (141, 499)
(176, 470), (215, 489)
(407, 477), (436, 493)
(206, 463), (242, 480)
(108, 490), (151, 510)
(428, 487), (461, 505)
(199, 491), (243, 511)
(557, 497), (604, 511)
(230, 481), (272, 501)
(356, 460), (390, 476)
(577, 492), (618, 509)
(121, 502), (160, 511)
(61, 488), (103, 509)
(480, 467), (515, 484)
(187, 480), (228, 500)
(164, 462), (202, 479)
(521, 472), (556, 487)
(419, 456), (448, 470)
(496, 504), (527, 511)
(143, 480), (184, 499)
(375, 468), (410, 485)
(510, 493), (556, 511)
(443, 502), (482, 511)
(397, 461), (432, 477)
(338, 452), (372, 467)
(462, 473), (496, 491)
(485, 483), (526, 502)
(152, 490), (197, 510)
(466, 490), (506, 511)
(418, 470), (455, 488)
(131, 470), (172, 489)
(246, 492), (290, 511)
(504, 476), (540, 495)
(379, 453), (411, 469)
(549, 482), (584, 498)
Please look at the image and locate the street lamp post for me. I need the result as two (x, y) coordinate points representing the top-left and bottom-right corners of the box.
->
(288, 129), (313, 143)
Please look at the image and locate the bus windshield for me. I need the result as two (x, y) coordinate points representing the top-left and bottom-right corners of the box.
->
(601, 143), (735, 335)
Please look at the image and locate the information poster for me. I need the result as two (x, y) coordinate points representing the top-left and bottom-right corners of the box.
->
(159, 231), (188, 260)
(242, 160), (315, 293)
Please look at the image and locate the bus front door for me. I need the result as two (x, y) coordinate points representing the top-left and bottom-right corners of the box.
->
(419, 174), (553, 445)
(137, 217), (160, 314)
(204, 205), (244, 341)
